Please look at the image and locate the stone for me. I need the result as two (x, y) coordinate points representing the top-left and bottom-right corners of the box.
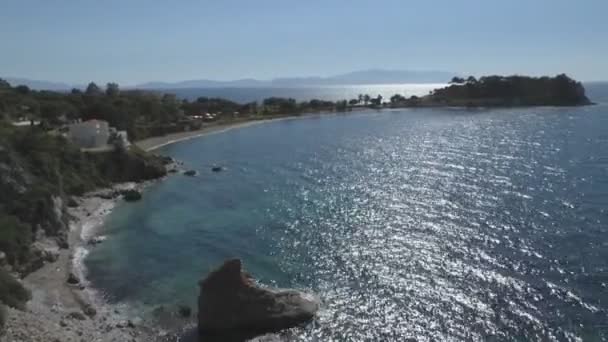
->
(66, 272), (80, 285)
(198, 259), (319, 334)
(83, 304), (97, 317)
(183, 170), (197, 176)
(87, 236), (107, 246)
(55, 233), (69, 249)
(31, 241), (60, 264)
(67, 311), (87, 321)
(211, 166), (223, 172)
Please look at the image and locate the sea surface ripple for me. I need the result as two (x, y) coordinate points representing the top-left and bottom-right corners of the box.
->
(87, 104), (608, 341)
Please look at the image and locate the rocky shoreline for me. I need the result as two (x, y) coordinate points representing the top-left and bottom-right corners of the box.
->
(1, 181), (184, 342)
(1, 121), (323, 341)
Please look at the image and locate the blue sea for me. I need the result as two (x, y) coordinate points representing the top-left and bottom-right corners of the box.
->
(86, 83), (608, 341)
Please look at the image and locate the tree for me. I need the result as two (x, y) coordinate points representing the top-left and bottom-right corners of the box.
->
(335, 100), (348, 111)
(40, 101), (76, 124)
(358, 94), (364, 104)
(105, 83), (120, 97)
(85, 82), (102, 96)
(15, 85), (30, 95)
(71, 88), (82, 95)
(363, 94), (371, 105)
(450, 76), (465, 84)
(466, 76), (477, 83)
(348, 99), (359, 106)
(370, 94), (383, 106)
(0, 79), (11, 89)
(390, 94), (406, 104)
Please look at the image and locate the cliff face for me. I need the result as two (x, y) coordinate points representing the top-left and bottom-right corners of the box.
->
(0, 123), (166, 276)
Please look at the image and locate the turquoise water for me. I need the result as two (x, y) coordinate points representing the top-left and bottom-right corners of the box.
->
(87, 101), (608, 340)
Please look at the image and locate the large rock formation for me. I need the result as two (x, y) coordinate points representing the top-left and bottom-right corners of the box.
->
(198, 259), (319, 335)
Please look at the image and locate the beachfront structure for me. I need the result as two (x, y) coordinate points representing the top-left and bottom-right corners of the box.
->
(68, 119), (110, 148)
(109, 129), (130, 148)
(11, 119), (40, 127)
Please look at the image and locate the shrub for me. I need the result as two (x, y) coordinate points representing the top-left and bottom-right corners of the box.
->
(0, 268), (31, 310)
(0, 215), (32, 267)
(122, 189), (142, 202)
(0, 304), (6, 331)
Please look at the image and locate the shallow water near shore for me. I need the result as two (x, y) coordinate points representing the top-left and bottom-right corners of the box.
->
(87, 100), (608, 340)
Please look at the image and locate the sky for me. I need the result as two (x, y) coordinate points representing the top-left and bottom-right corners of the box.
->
(1, 0), (607, 85)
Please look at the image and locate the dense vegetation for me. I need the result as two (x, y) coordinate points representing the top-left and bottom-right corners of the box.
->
(0, 268), (31, 310)
(0, 80), (351, 141)
(428, 74), (591, 106)
(0, 121), (166, 325)
(0, 121), (166, 271)
(1, 74), (589, 143)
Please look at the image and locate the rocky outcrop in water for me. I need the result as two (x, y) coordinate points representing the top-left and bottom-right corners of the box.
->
(198, 259), (319, 335)
(121, 189), (142, 202)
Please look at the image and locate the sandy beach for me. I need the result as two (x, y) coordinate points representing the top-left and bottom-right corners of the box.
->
(135, 119), (272, 152)
(135, 115), (311, 152)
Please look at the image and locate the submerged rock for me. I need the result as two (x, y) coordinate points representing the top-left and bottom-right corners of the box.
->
(183, 170), (197, 177)
(87, 236), (107, 246)
(198, 259), (319, 334)
(211, 166), (223, 172)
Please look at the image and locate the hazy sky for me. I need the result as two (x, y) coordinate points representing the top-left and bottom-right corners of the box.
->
(1, 0), (607, 85)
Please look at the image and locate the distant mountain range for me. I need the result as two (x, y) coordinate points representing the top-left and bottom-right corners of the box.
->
(3, 69), (456, 91)
(137, 69), (456, 89)
(3, 78), (76, 91)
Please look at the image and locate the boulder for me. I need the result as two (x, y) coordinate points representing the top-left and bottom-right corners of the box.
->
(122, 189), (142, 202)
(198, 259), (319, 334)
(66, 311), (87, 320)
(183, 170), (197, 177)
(31, 241), (60, 264)
(83, 304), (97, 317)
(211, 166), (223, 172)
(67, 272), (80, 285)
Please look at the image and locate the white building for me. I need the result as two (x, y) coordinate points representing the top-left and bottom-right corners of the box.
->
(68, 119), (110, 148)
(11, 119), (40, 127)
(109, 128), (130, 148)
